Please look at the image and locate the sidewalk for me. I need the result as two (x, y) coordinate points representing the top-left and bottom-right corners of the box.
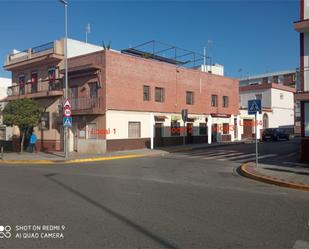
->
(0, 141), (245, 164)
(0, 149), (167, 164)
(240, 162), (309, 192)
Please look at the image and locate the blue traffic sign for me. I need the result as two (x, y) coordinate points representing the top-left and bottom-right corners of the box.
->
(63, 117), (72, 127)
(248, 99), (261, 115)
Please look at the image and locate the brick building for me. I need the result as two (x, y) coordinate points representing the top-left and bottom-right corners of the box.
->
(3, 38), (239, 153)
(294, 0), (309, 162)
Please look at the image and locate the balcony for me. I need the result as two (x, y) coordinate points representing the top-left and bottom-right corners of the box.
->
(71, 97), (104, 115)
(294, 19), (309, 33)
(7, 79), (63, 100)
(4, 40), (64, 71)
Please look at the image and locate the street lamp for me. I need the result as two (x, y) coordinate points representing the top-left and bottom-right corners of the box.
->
(59, 0), (69, 160)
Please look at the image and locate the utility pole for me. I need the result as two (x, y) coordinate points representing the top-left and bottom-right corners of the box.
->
(59, 0), (69, 160)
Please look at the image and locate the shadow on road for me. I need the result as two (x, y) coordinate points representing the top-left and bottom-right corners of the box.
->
(44, 173), (178, 249)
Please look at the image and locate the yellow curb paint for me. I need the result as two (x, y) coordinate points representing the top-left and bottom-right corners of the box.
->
(0, 154), (149, 165)
(240, 163), (309, 192)
(63, 154), (146, 164)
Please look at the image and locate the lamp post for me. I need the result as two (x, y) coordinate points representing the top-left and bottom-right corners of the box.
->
(59, 0), (69, 160)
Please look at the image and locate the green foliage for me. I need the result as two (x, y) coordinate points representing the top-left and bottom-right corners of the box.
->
(3, 99), (41, 130)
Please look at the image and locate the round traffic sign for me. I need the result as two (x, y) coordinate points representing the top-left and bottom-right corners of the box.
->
(63, 107), (72, 117)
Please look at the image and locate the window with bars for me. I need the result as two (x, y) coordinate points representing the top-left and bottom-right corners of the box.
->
(211, 95), (218, 107)
(89, 82), (98, 99)
(223, 96), (229, 107)
(31, 72), (38, 93)
(143, 85), (150, 101)
(186, 91), (194, 105)
(19, 75), (25, 95)
(155, 87), (164, 102)
(128, 122), (141, 138)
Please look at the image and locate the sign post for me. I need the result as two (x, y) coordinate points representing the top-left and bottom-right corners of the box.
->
(63, 98), (72, 159)
(248, 99), (261, 167)
(181, 109), (188, 145)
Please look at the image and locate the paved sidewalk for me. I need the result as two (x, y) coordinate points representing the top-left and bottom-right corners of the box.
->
(240, 162), (309, 191)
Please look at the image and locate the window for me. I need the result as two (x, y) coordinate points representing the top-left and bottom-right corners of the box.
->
(223, 96), (229, 107)
(143, 85), (150, 101)
(211, 95), (218, 107)
(273, 75), (278, 83)
(40, 112), (50, 130)
(199, 123), (207, 135)
(171, 121), (180, 136)
(31, 72), (38, 93)
(70, 87), (78, 99)
(87, 123), (97, 139)
(48, 68), (56, 90)
(89, 82), (98, 99)
(70, 87), (79, 109)
(128, 122), (141, 138)
(186, 91), (194, 105)
(19, 75), (25, 95)
(155, 87), (164, 102)
(223, 123), (229, 135)
(280, 93), (284, 100)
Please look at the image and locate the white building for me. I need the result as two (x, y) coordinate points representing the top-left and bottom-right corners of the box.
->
(0, 77), (13, 141)
(239, 83), (295, 139)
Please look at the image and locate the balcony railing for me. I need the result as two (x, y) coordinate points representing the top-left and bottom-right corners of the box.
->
(71, 97), (102, 110)
(7, 79), (63, 97)
(4, 40), (63, 67)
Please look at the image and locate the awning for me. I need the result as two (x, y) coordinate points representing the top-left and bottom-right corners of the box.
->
(155, 115), (167, 122)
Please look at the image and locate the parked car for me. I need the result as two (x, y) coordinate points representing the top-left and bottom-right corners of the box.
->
(262, 128), (289, 141)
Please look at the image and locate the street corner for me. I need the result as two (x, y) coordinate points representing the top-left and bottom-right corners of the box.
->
(239, 162), (309, 192)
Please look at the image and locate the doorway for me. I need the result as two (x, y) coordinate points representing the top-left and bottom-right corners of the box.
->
(155, 123), (163, 147)
(186, 123), (193, 144)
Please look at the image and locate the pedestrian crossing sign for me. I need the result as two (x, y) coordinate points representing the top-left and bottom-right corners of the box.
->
(248, 99), (261, 115)
(63, 117), (72, 127)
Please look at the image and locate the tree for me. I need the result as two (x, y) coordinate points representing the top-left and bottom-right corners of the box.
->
(3, 99), (41, 153)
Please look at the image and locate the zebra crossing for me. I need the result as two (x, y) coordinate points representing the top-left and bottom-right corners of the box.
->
(170, 149), (278, 163)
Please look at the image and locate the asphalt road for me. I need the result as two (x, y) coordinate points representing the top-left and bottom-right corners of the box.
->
(0, 140), (308, 249)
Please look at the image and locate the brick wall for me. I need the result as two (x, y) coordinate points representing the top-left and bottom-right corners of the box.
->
(105, 50), (239, 115)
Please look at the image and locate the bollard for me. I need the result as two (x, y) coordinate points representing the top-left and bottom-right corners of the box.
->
(1, 145), (3, 160)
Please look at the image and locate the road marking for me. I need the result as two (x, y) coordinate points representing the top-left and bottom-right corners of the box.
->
(227, 153), (256, 160)
(292, 240), (309, 249)
(217, 152), (246, 161)
(257, 154), (277, 159)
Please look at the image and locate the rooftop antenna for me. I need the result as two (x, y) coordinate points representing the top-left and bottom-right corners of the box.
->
(85, 23), (91, 43)
(203, 39), (212, 72)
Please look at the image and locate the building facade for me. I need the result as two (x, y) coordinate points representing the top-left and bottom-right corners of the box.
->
(294, 0), (309, 162)
(239, 70), (301, 134)
(3, 39), (240, 153)
(0, 77), (13, 143)
(239, 84), (295, 140)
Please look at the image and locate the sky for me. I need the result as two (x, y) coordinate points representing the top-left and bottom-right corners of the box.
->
(0, 0), (300, 78)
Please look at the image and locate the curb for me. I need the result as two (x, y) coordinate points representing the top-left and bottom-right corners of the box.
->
(239, 163), (309, 192)
(0, 153), (149, 165)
